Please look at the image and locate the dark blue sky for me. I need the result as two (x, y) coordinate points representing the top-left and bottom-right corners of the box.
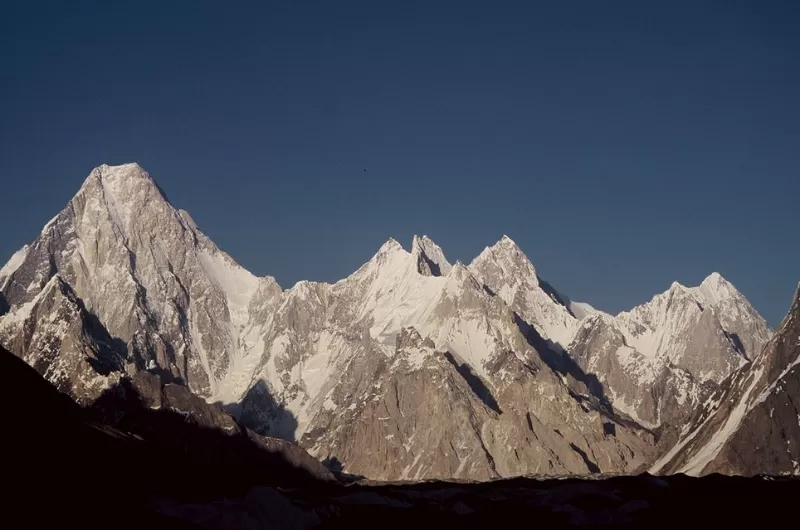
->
(1, 1), (798, 325)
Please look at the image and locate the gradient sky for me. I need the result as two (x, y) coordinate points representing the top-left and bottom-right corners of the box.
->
(1, 1), (798, 325)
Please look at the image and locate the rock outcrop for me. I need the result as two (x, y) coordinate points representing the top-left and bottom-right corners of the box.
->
(0, 163), (778, 481)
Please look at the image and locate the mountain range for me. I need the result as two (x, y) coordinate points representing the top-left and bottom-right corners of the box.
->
(1, 163), (796, 481)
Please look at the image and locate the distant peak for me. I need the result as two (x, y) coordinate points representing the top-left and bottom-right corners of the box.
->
(701, 271), (729, 287)
(411, 234), (452, 277)
(68, 163), (174, 236)
(670, 281), (687, 291)
(97, 162), (146, 172)
(470, 234), (537, 279)
(447, 261), (468, 279)
(491, 235), (524, 255)
(377, 237), (404, 254)
(696, 271), (741, 305)
(90, 162), (152, 185)
(364, 238), (407, 267)
(80, 162), (162, 197)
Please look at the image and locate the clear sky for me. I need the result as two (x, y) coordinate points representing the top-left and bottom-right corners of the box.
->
(1, 1), (798, 325)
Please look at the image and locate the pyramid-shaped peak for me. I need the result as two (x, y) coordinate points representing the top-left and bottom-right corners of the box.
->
(83, 162), (151, 186)
(377, 237), (404, 254)
(62, 162), (177, 239)
(411, 235), (452, 277)
(498, 234), (518, 247)
(411, 234), (437, 248)
(490, 235), (526, 256)
(696, 272), (740, 305)
(470, 235), (536, 277)
(98, 162), (147, 173)
(79, 162), (166, 200)
(700, 271), (732, 289)
(669, 280), (688, 291)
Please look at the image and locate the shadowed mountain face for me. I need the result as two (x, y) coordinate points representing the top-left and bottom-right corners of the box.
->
(0, 343), (334, 528)
(5, 342), (800, 529)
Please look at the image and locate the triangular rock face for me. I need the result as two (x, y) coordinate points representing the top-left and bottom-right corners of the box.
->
(469, 236), (580, 349)
(0, 275), (124, 403)
(412, 235), (452, 277)
(0, 163), (779, 482)
(239, 238), (655, 479)
(569, 276), (770, 435)
(654, 284), (800, 476)
(0, 163), (282, 399)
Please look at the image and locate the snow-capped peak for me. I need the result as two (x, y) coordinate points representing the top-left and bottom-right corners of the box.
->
(71, 163), (174, 239)
(411, 235), (452, 277)
(80, 163), (157, 194)
(470, 235), (538, 282)
(376, 237), (404, 255)
(498, 234), (516, 246)
(696, 272), (737, 306)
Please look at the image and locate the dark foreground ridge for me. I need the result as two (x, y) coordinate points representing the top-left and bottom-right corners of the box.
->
(3, 344), (798, 529)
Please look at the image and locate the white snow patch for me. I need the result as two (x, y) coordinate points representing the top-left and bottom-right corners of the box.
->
(569, 301), (598, 320)
(198, 247), (266, 403)
(435, 318), (496, 382)
(608, 387), (659, 430)
(678, 366), (765, 476)
(197, 248), (260, 325)
(0, 245), (29, 289)
(750, 352), (800, 409)
(301, 331), (336, 400)
(0, 275), (60, 330)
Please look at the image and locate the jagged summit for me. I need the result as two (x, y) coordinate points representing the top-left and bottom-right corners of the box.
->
(411, 234), (452, 277)
(697, 272), (738, 304)
(0, 162), (781, 483)
(498, 234), (517, 246)
(470, 235), (538, 284)
(669, 280), (687, 291)
(375, 237), (404, 255)
(79, 163), (160, 196)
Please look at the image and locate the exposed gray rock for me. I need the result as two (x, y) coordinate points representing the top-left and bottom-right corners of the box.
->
(567, 277), (770, 442)
(0, 163), (282, 399)
(0, 162), (779, 482)
(654, 284), (800, 476)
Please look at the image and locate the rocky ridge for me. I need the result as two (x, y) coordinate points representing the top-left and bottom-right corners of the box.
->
(0, 163), (779, 480)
